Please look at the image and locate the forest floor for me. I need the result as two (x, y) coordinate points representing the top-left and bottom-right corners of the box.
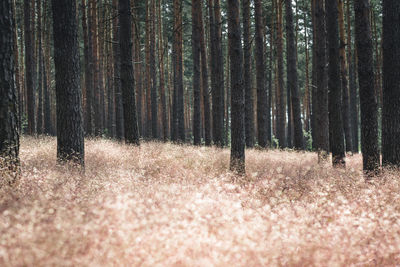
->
(1, 137), (400, 266)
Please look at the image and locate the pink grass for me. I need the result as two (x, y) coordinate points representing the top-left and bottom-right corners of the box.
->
(1, 136), (400, 266)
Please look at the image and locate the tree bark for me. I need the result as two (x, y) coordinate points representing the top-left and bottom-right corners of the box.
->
(172, 0), (185, 142)
(199, 2), (211, 146)
(276, 0), (286, 148)
(52, 0), (85, 166)
(327, 0), (345, 166)
(285, 0), (304, 150)
(242, 0), (254, 148)
(119, 0), (139, 145)
(0, 0), (20, 179)
(382, 0), (400, 166)
(314, 0), (330, 159)
(354, 0), (380, 172)
(24, 0), (36, 135)
(254, 0), (268, 148)
(338, 0), (353, 153)
(113, 0), (124, 141)
(227, 0), (245, 175)
(192, 0), (201, 145)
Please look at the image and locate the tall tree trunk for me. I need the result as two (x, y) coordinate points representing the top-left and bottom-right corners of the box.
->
(338, 0), (353, 153)
(150, 0), (158, 139)
(314, 0), (330, 159)
(24, 0), (36, 135)
(347, 0), (358, 153)
(242, 0), (254, 148)
(209, 0), (225, 147)
(382, 0), (400, 166)
(276, 0), (286, 148)
(90, 0), (101, 136)
(327, 0), (345, 166)
(172, 0), (185, 142)
(285, 0), (304, 150)
(82, 0), (93, 136)
(227, 0), (245, 175)
(119, 0), (139, 145)
(43, 2), (53, 136)
(192, 0), (201, 145)
(36, 0), (43, 135)
(52, 0), (85, 166)
(200, 3), (211, 146)
(354, 0), (379, 172)
(254, 0), (268, 148)
(0, 0), (20, 180)
(157, 0), (168, 141)
(113, 0), (124, 140)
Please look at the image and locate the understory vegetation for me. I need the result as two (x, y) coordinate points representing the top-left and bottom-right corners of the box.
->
(1, 137), (400, 266)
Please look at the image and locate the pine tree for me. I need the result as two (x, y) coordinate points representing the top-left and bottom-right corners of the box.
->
(382, 0), (400, 166)
(327, 0), (345, 166)
(51, 0), (85, 166)
(285, 0), (304, 150)
(0, 0), (20, 179)
(354, 0), (379, 172)
(227, 0), (245, 174)
(119, 0), (140, 145)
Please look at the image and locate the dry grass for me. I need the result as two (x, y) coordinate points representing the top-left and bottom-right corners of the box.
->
(1, 136), (400, 266)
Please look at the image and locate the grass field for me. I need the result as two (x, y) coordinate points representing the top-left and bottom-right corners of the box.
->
(1, 136), (400, 266)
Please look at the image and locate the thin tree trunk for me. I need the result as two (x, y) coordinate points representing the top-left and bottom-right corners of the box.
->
(24, 0), (36, 135)
(192, 0), (201, 145)
(338, 0), (353, 153)
(150, 0), (158, 139)
(113, 0), (124, 140)
(227, 0), (245, 174)
(254, 0), (268, 148)
(242, 0), (254, 148)
(276, 0), (286, 148)
(199, 2), (211, 146)
(285, 0), (304, 150)
(347, 0), (358, 153)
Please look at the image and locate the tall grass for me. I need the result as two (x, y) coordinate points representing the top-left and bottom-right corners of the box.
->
(1, 136), (399, 266)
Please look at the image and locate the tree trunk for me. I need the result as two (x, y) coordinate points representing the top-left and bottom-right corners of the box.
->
(24, 0), (36, 135)
(150, 0), (158, 139)
(192, 0), (201, 145)
(327, 0), (345, 166)
(82, 0), (93, 136)
(285, 0), (304, 150)
(254, 0), (268, 148)
(347, 0), (358, 153)
(314, 0), (330, 159)
(199, 2), (211, 146)
(227, 0), (245, 174)
(276, 0), (286, 148)
(0, 0), (20, 180)
(113, 0), (124, 141)
(172, 0), (185, 142)
(119, 0), (139, 145)
(382, 0), (400, 166)
(36, 0), (43, 135)
(354, 0), (380, 172)
(242, 0), (254, 148)
(338, 0), (353, 153)
(52, 0), (85, 166)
